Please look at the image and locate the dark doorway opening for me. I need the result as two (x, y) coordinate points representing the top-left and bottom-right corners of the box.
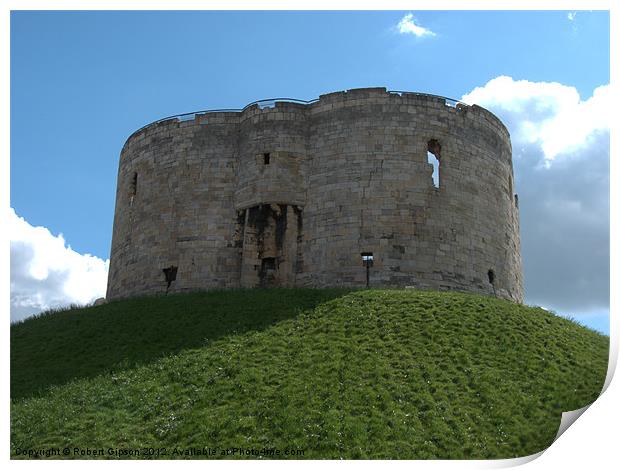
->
(163, 265), (178, 293)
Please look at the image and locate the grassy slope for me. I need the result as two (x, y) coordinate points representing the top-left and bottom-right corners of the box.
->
(11, 289), (608, 459)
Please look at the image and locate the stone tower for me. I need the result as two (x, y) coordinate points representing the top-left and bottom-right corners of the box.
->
(106, 87), (523, 302)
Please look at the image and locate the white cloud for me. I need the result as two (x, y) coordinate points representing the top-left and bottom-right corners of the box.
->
(462, 76), (610, 164)
(10, 208), (109, 323)
(397, 13), (436, 38)
(461, 77), (609, 324)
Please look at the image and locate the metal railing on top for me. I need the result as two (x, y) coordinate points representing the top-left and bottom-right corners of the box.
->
(129, 91), (467, 138)
(388, 91), (467, 108)
(130, 98), (320, 137)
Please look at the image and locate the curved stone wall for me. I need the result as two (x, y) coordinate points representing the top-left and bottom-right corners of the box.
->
(107, 87), (523, 302)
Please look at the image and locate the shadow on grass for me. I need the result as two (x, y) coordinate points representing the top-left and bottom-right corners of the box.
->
(11, 288), (353, 400)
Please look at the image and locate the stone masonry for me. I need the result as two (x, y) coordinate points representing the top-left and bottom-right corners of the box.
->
(106, 87), (524, 302)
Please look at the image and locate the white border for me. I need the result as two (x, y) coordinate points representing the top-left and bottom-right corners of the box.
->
(3, 2), (616, 468)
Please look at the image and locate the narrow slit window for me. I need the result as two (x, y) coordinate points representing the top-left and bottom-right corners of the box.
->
(427, 139), (441, 188)
(263, 153), (270, 165)
(130, 172), (138, 196)
(487, 269), (495, 285)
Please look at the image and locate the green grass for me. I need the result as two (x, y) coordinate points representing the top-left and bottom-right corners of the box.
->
(11, 288), (608, 459)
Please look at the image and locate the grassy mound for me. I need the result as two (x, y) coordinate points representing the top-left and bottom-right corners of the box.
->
(11, 289), (608, 459)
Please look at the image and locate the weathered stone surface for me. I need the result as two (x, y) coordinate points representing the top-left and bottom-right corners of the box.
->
(107, 88), (523, 303)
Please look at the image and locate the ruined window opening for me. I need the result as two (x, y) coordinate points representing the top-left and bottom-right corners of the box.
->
(514, 194), (519, 208)
(427, 139), (441, 188)
(487, 269), (495, 285)
(130, 172), (138, 196)
(162, 265), (178, 293)
(263, 153), (271, 165)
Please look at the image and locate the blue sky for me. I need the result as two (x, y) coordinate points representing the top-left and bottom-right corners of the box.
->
(9, 10), (610, 333)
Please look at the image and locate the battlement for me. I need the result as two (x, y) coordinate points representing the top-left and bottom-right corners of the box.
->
(122, 88), (509, 150)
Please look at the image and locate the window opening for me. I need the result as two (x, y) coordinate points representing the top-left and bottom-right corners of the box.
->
(427, 139), (441, 188)
(261, 257), (276, 270)
(263, 153), (270, 165)
(130, 172), (138, 196)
